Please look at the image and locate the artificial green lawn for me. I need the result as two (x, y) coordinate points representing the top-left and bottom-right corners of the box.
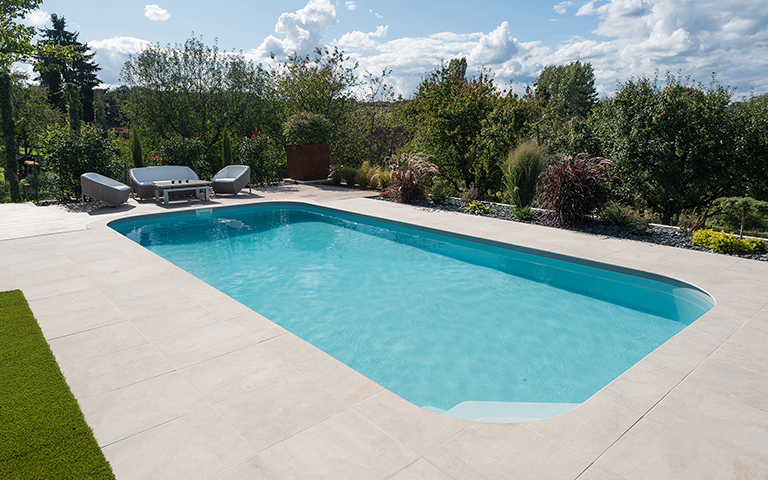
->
(0, 290), (115, 479)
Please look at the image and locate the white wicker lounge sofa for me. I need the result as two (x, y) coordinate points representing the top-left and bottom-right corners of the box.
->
(80, 172), (131, 206)
(129, 166), (199, 199)
(212, 165), (251, 195)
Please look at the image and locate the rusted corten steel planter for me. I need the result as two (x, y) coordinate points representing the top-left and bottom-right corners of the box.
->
(286, 144), (330, 181)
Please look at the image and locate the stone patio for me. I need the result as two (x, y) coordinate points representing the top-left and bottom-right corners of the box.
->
(1, 183), (767, 479)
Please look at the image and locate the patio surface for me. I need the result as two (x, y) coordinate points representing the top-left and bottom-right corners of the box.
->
(1, 183), (768, 479)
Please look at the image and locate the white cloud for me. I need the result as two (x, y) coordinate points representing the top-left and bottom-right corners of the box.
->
(345, 1), (356, 11)
(27, 10), (50, 26)
(144, 4), (171, 21)
(337, 25), (388, 50)
(553, 1), (573, 15)
(370, 9), (383, 19)
(251, 0), (337, 59)
(89, 36), (151, 86)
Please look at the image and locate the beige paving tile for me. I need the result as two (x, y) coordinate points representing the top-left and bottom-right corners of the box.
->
(646, 382), (768, 469)
(687, 304), (753, 342)
(258, 330), (333, 370)
(302, 356), (384, 406)
(388, 459), (455, 480)
(153, 322), (254, 369)
(103, 407), (255, 480)
(128, 301), (224, 342)
(214, 371), (347, 452)
(523, 395), (638, 460)
(11, 262), (83, 287)
(48, 320), (147, 365)
(638, 327), (722, 381)
(79, 372), (208, 446)
(205, 454), (282, 480)
(595, 418), (768, 480)
(35, 302), (128, 339)
(63, 242), (128, 265)
(685, 356), (768, 413)
(595, 363), (680, 417)
(576, 465), (628, 480)
(354, 390), (468, 457)
(425, 421), (588, 480)
(27, 288), (116, 318)
(20, 274), (95, 301)
(59, 342), (174, 400)
(226, 310), (289, 343)
(179, 281), (256, 321)
(647, 249), (740, 285)
(261, 409), (419, 480)
(0, 265), (18, 291)
(180, 343), (295, 404)
(711, 324), (768, 376)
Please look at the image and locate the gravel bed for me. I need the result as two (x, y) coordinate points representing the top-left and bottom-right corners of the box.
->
(377, 196), (768, 262)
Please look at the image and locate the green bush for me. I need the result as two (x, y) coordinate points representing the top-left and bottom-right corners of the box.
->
(537, 154), (612, 228)
(514, 206), (537, 222)
(503, 140), (546, 208)
(466, 201), (491, 215)
(340, 166), (358, 185)
(430, 183), (449, 204)
(283, 111), (333, 145)
(377, 169), (390, 189)
(692, 229), (767, 254)
(601, 201), (658, 235)
(39, 124), (121, 200)
(154, 134), (208, 176)
(355, 161), (377, 189)
(236, 132), (284, 184)
(329, 165), (343, 185)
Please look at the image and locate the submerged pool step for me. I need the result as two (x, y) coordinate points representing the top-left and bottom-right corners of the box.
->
(423, 401), (580, 423)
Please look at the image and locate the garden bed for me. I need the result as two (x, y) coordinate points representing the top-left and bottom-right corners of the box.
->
(375, 196), (768, 262)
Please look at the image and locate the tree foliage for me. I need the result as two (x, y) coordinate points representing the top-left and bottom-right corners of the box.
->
(536, 61), (597, 121)
(402, 58), (501, 192)
(274, 47), (358, 163)
(1, 0), (43, 202)
(731, 93), (768, 201)
(590, 74), (736, 224)
(33, 14), (101, 122)
(121, 35), (279, 176)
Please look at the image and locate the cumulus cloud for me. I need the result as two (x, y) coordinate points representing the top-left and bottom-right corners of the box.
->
(337, 25), (388, 50)
(553, 1), (573, 15)
(89, 36), (151, 86)
(27, 10), (50, 26)
(251, 0), (337, 59)
(144, 4), (171, 21)
(345, 1), (356, 11)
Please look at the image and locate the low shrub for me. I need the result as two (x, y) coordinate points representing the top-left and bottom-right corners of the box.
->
(601, 201), (658, 236)
(155, 134), (209, 176)
(460, 186), (478, 203)
(430, 183), (449, 204)
(514, 206), (537, 222)
(503, 140), (547, 208)
(537, 154), (612, 228)
(377, 169), (390, 190)
(692, 229), (768, 254)
(466, 201), (491, 215)
(387, 152), (439, 204)
(340, 166), (358, 185)
(329, 165), (343, 185)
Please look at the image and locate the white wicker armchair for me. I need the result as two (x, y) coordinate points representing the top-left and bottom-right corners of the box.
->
(80, 173), (131, 206)
(212, 165), (251, 195)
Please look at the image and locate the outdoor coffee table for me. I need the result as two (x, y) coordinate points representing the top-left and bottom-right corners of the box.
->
(152, 180), (212, 205)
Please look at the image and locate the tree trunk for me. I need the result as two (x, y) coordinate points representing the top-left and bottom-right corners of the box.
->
(0, 70), (20, 202)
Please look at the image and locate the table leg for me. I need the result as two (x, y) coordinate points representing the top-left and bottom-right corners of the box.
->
(154, 187), (159, 203)
(163, 190), (169, 205)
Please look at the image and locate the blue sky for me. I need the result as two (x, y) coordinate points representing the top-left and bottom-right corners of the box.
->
(21, 0), (768, 97)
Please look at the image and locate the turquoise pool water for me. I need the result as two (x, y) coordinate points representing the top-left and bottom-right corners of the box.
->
(110, 204), (714, 422)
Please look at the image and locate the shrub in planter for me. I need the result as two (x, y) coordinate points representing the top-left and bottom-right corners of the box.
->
(387, 152), (439, 204)
(283, 111), (332, 146)
(537, 154), (612, 228)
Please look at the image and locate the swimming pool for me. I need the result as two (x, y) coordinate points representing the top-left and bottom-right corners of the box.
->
(109, 203), (714, 422)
